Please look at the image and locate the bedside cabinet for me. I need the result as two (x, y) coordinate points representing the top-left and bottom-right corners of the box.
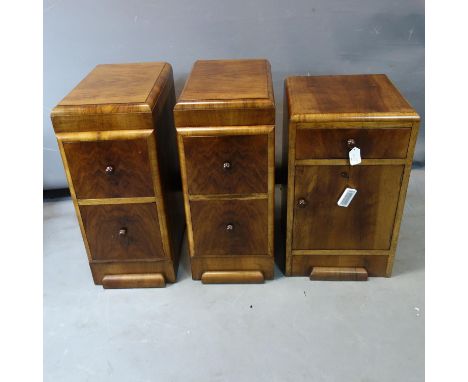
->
(174, 59), (275, 283)
(51, 62), (185, 288)
(284, 74), (420, 280)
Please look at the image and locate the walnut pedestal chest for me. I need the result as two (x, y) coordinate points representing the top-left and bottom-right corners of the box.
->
(51, 62), (185, 288)
(284, 74), (420, 280)
(175, 59), (275, 284)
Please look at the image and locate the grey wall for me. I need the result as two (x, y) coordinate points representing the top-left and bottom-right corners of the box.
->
(44, 0), (424, 189)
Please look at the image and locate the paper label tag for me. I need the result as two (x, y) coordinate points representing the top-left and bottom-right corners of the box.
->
(349, 147), (361, 166)
(337, 188), (357, 207)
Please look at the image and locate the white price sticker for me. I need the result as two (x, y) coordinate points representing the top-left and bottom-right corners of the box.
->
(337, 188), (357, 207)
(349, 147), (361, 166)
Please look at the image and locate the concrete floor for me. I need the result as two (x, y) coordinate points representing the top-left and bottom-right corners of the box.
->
(44, 169), (424, 382)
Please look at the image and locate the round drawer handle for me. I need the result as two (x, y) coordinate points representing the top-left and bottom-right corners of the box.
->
(105, 165), (115, 175)
(347, 138), (356, 149)
(226, 223), (234, 231)
(223, 161), (232, 171)
(297, 198), (308, 208)
(119, 228), (127, 236)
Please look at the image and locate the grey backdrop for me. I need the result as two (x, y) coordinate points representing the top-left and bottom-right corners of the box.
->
(44, 0), (424, 189)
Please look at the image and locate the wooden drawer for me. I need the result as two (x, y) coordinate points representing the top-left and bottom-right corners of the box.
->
(292, 165), (404, 250)
(183, 135), (268, 195)
(190, 199), (268, 256)
(80, 203), (165, 261)
(62, 137), (154, 199)
(295, 128), (411, 159)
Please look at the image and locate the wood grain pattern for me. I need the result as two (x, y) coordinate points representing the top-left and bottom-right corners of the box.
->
(90, 260), (177, 284)
(53, 62), (165, 110)
(310, 267), (368, 281)
(177, 59), (272, 102)
(191, 256), (274, 280)
(52, 62), (183, 287)
(190, 199), (269, 257)
(102, 273), (166, 288)
(183, 135), (268, 195)
(293, 165), (404, 250)
(51, 63), (173, 132)
(286, 74), (419, 122)
(62, 137), (154, 199)
(291, 254), (388, 277)
(174, 59), (275, 127)
(201, 271), (264, 284)
(296, 128), (411, 159)
(80, 203), (165, 261)
(284, 74), (420, 278)
(175, 59), (275, 282)
(386, 120), (421, 275)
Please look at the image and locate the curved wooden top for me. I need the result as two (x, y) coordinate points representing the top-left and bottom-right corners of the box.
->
(285, 74), (419, 122)
(51, 62), (171, 116)
(174, 59), (275, 127)
(175, 59), (275, 110)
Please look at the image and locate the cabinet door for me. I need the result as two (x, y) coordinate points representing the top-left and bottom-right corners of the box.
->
(292, 165), (404, 250)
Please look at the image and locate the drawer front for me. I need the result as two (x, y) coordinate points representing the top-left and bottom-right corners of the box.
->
(62, 138), (154, 199)
(292, 165), (404, 250)
(183, 135), (268, 195)
(190, 199), (268, 256)
(295, 128), (411, 159)
(80, 203), (165, 261)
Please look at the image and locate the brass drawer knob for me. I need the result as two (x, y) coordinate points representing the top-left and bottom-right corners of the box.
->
(226, 223), (234, 231)
(119, 228), (127, 236)
(223, 161), (232, 170)
(297, 198), (308, 208)
(105, 165), (115, 175)
(347, 138), (356, 149)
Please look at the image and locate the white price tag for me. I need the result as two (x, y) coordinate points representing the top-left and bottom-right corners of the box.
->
(349, 147), (361, 166)
(337, 188), (357, 207)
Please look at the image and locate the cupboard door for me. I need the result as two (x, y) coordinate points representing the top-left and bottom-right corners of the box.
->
(292, 165), (404, 250)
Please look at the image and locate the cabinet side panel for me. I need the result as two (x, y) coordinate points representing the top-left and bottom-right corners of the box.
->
(154, 78), (186, 270)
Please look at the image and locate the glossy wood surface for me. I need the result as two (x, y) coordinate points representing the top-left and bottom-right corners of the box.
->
(183, 135), (268, 195)
(52, 62), (184, 287)
(293, 165), (404, 250)
(176, 59), (275, 282)
(90, 260), (177, 284)
(201, 271), (264, 284)
(291, 255), (388, 277)
(62, 137), (154, 199)
(284, 74), (419, 278)
(58, 63), (165, 105)
(80, 203), (165, 261)
(174, 59), (275, 127)
(286, 74), (419, 121)
(51, 62), (173, 132)
(102, 273), (166, 288)
(191, 256), (274, 280)
(295, 128), (411, 159)
(310, 267), (368, 281)
(190, 199), (268, 257)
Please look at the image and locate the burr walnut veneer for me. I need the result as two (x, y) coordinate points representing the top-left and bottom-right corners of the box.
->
(175, 59), (275, 283)
(284, 74), (420, 280)
(51, 62), (185, 288)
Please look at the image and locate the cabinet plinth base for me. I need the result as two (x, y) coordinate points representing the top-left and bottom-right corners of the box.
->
(201, 271), (264, 284)
(102, 273), (166, 288)
(310, 267), (368, 281)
